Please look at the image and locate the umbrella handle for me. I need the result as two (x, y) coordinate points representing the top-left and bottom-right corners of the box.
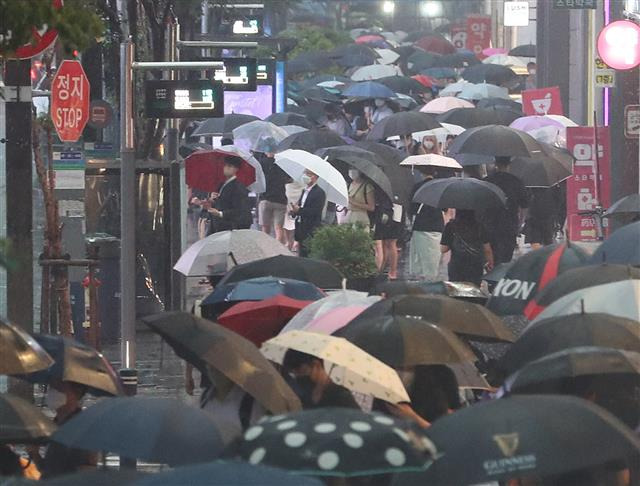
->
(229, 252), (238, 266)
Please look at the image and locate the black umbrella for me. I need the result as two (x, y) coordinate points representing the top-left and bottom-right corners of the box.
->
(436, 106), (521, 128)
(303, 74), (352, 87)
(51, 397), (224, 466)
(0, 320), (53, 375)
(509, 142), (573, 187)
(0, 393), (56, 443)
(329, 44), (378, 60)
(499, 313), (640, 375)
(276, 129), (346, 153)
(399, 395), (640, 485)
(605, 194), (640, 218)
(300, 87), (341, 103)
(348, 294), (514, 343)
(413, 177), (506, 210)
(432, 51), (481, 68)
(336, 53), (377, 68)
(266, 112), (315, 129)
(590, 221), (640, 265)
(448, 125), (544, 158)
(461, 64), (518, 86)
(509, 43), (536, 57)
(16, 334), (123, 396)
(178, 142), (213, 159)
(377, 76), (429, 95)
(192, 114), (259, 137)
(217, 255), (344, 290)
(235, 408), (437, 477)
(135, 461), (323, 486)
(334, 315), (476, 367)
(288, 52), (334, 75)
(508, 347), (640, 394)
(476, 97), (523, 112)
(373, 280), (490, 304)
(367, 112), (441, 141)
(353, 141), (406, 164)
(142, 312), (302, 414)
(525, 264), (640, 320)
(42, 469), (144, 485)
(287, 103), (328, 126)
(407, 51), (442, 72)
(487, 243), (589, 317)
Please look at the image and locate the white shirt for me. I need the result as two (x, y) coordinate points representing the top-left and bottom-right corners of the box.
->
(300, 183), (317, 207)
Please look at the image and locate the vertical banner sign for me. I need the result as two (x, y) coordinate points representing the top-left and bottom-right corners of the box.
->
(450, 24), (467, 50)
(566, 126), (611, 242)
(465, 15), (491, 58)
(521, 86), (564, 116)
(51, 60), (90, 142)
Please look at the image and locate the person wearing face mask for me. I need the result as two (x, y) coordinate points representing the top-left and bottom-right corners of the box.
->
(419, 135), (439, 155)
(344, 169), (375, 229)
(526, 61), (537, 90)
(369, 98), (394, 126)
(202, 155), (252, 235)
(290, 170), (326, 257)
(282, 350), (359, 409)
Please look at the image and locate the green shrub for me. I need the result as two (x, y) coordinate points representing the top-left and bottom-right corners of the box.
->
(308, 224), (377, 280)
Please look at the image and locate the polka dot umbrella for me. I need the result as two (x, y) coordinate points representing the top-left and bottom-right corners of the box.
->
(235, 408), (438, 477)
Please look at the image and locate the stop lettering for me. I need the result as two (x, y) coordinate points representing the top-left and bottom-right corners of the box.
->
(51, 60), (90, 142)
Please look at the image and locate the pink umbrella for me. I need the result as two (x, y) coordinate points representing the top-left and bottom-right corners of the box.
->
(355, 34), (385, 45)
(304, 305), (369, 335)
(421, 96), (475, 114)
(482, 47), (508, 57)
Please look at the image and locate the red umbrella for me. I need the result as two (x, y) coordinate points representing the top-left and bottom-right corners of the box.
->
(412, 74), (434, 88)
(415, 35), (457, 55)
(184, 146), (265, 193)
(355, 34), (385, 45)
(217, 295), (312, 346)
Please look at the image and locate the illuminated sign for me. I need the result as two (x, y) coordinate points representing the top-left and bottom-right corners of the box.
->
(144, 80), (224, 118)
(597, 20), (640, 70)
(206, 57), (257, 91)
(219, 15), (263, 35)
(256, 59), (274, 85)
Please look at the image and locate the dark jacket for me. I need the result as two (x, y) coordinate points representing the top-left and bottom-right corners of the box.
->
(294, 184), (326, 243)
(207, 177), (252, 235)
(411, 180), (444, 233)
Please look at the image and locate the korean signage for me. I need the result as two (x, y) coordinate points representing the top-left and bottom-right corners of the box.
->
(465, 15), (492, 57)
(566, 126), (611, 242)
(504, 2), (529, 27)
(144, 79), (224, 118)
(51, 60), (90, 142)
(521, 86), (564, 116)
(625, 105), (640, 139)
(594, 57), (615, 88)
(450, 24), (467, 50)
(553, 0), (597, 9)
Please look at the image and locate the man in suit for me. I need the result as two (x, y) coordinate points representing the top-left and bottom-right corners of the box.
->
(203, 155), (252, 234)
(290, 169), (326, 257)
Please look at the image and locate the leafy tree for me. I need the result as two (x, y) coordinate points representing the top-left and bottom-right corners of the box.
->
(280, 26), (350, 58)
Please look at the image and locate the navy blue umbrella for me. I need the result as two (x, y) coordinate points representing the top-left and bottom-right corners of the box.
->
(342, 81), (396, 99)
(590, 221), (640, 266)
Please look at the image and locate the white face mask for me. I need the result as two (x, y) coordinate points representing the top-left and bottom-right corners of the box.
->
(529, 69), (536, 75)
(301, 174), (312, 185)
(423, 141), (435, 150)
(45, 387), (67, 411)
(374, 99), (385, 108)
(348, 169), (360, 180)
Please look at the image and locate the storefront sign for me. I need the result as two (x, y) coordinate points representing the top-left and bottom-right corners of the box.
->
(466, 15), (492, 58)
(521, 86), (564, 116)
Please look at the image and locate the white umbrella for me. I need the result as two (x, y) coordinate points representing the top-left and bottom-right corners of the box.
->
(411, 123), (465, 145)
(482, 54), (527, 67)
(374, 48), (401, 65)
(274, 150), (349, 206)
(439, 81), (471, 97)
(316, 80), (346, 89)
(351, 64), (403, 81)
(173, 229), (292, 276)
(527, 126), (567, 148)
(232, 121), (289, 153)
(530, 280), (640, 325)
(401, 154), (463, 169)
(261, 330), (410, 403)
(420, 96), (475, 114)
(458, 83), (510, 101)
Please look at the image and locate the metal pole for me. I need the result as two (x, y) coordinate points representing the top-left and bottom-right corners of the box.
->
(176, 40), (259, 48)
(131, 61), (224, 70)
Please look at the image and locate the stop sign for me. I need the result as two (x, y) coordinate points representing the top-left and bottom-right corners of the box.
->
(51, 60), (90, 142)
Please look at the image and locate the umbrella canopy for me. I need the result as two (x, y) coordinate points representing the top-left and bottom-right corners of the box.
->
(405, 395), (640, 485)
(266, 112), (315, 129)
(415, 35), (456, 55)
(353, 140), (405, 164)
(288, 52), (334, 74)
(461, 64), (518, 86)
(262, 330), (409, 403)
(605, 193), (640, 217)
(173, 229), (292, 277)
(349, 294), (513, 343)
(302, 305), (371, 335)
(590, 221), (640, 265)
(508, 143), (574, 187)
(499, 313), (640, 375)
(400, 154), (462, 170)
(280, 290), (381, 334)
(509, 43), (536, 57)
(420, 97), (474, 114)
(218, 295), (311, 347)
(378, 76), (429, 94)
(477, 96), (523, 111)
(448, 125), (544, 158)
(356, 34), (386, 45)
(300, 87), (341, 104)
(236, 408), (437, 476)
(51, 397), (224, 466)
(482, 54), (527, 67)
(342, 81), (396, 99)
(184, 146), (266, 194)
(0, 319), (53, 375)
(508, 347), (640, 394)
(374, 280), (490, 304)
(232, 121), (289, 153)
(421, 67), (456, 79)
(330, 44), (378, 60)
(0, 393), (56, 443)
(487, 243), (589, 317)
(458, 83), (511, 101)
(367, 112), (441, 140)
(217, 255), (343, 289)
(413, 177), (506, 210)
(17, 334), (122, 396)
(334, 315), (476, 367)
(135, 460), (323, 486)
(193, 114), (259, 137)
(280, 125), (309, 136)
(510, 114), (578, 132)
(351, 64), (403, 81)
(407, 51), (442, 72)
(276, 129), (346, 153)
(531, 280), (640, 323)
(433, 51), (480, 68)
(275, 149), (349, 206)
(437, 106), (521, 128)
(42, 469), (144, 485)
(438, 80), (471, 96)
(524, 264), (640, 320)
(336, 53), (377, 68)
(375, 48), (401, 65)
(141, 312), (302, 414)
